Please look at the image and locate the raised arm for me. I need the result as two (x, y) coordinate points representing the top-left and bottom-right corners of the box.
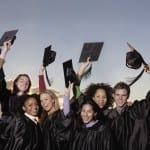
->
(63, 82), (72, 116)
(77, 57), (91, 82)
(0, 40), (12, 82)
(38, 65), (46, 93)
(73, 57), (91, 98)
(0, 40), (12, 90)
(0, 41), (14, 116)
(0, 40), (12, 68)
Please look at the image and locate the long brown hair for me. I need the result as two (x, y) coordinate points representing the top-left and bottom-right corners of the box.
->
(13, 74), (31, 94)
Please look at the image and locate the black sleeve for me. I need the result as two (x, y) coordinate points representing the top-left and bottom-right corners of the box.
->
(129, 99), (150, 119)
(0, 67), (5, 82)
(42, 110), (74, 150)
(0, 115), (15, 149)
(111, 101), (150, 150)
(0, 68), (11, 115)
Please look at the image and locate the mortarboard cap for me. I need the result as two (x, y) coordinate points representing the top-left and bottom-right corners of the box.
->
(79, 42), (104, 62)
(43, 45), (56, 67)
(126, 42), (146, 69)
(42, 45), (56, 87)
(63, 59), (77, 88)
(126, 51), (143, 69)
(0, 29), (18, 46)
(126, 42), (148, 86)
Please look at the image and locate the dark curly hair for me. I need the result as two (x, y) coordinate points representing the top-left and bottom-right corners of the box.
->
(84, 83), (113, 109)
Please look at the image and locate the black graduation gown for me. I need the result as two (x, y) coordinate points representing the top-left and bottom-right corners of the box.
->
(42, 109), (73, 150)
(147, 111), (150, 149)
(0, 114), (43, 150)
(72, 118), (116, 150)
(0, 74), (11, 116)
(109, 99), (150, 150)
(0, 73), (28, 116)
(70, 94), (113, 118)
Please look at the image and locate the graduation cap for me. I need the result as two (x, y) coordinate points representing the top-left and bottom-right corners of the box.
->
(42, 45), (56, 87)
(0, 29), (18, 46)
(126, 42), (149, 86)
(126, 42), (146, 69)
(63, 59), (77, 88)
(78, 42), (104, 80)
(79, 42), (104, 62)
(43, 45), (56, 67)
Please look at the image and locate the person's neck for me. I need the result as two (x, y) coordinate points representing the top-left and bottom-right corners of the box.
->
(47, 107), (57, 116)
(17, 91), (25, 96)
(116, 103), (127, 114)
(25, 112), (36, 118)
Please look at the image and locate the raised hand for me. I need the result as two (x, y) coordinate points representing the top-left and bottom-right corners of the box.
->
(77, 57), (91, 80)
(0, 40), (12, 59)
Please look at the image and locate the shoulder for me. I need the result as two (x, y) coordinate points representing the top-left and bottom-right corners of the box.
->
(106, 108), (119, 119)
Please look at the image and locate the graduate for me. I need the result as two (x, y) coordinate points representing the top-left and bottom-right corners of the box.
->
(71, 42), (113, 116)
(0, 30), (45, 116)
(38, 48), (73, 150)
(72, 57), (113, 115)
(63, 82), (116, 150)
(0, 30), (32, 116)
(107, 43), (150, 150)
(0, 94), (43, 150)
(108, 81), (150, 150)
(40, 89), (73, 150)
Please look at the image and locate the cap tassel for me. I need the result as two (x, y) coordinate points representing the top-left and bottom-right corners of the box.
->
(127, 42), (136, 51)
(45, 68), (53, 87)
(126, 42), (148, 86)
(127, 69), (145, 87)
(127, 42), (147, 66)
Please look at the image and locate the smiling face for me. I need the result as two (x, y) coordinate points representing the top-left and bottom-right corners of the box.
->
(16, 75), (30, 93)
(40, 93), (54, 113)
(113, 82), (130, 110)
(93, 89), (107, 108)
(113, 89), (128, 109)
(22, 97), (39, 117)
(80, 103), (97, 124)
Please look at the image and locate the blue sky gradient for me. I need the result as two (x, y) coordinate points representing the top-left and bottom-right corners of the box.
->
(0, 0), (150, 101)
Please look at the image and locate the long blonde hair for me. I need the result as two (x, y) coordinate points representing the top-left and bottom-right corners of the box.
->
(39, 90), (60, 125)
(40, 89), (60, 113)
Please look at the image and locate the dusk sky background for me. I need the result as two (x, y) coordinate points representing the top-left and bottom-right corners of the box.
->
(0, 0), (150, 101)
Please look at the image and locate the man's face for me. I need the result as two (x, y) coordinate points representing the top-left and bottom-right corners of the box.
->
(113, 89), (128, 109)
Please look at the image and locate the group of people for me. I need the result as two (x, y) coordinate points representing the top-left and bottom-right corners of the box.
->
(0, 39), (150, 150)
